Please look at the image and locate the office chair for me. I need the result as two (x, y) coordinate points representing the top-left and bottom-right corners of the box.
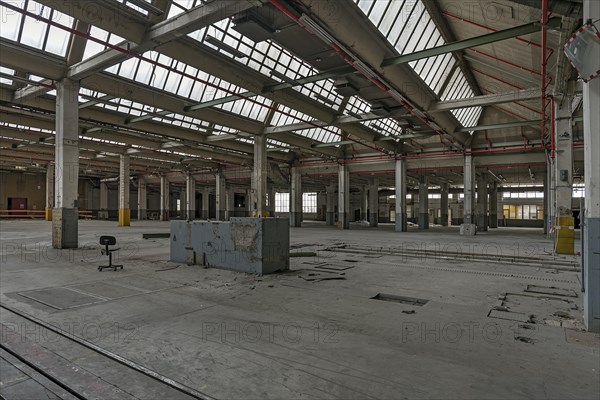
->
(98, 235), (123, 271)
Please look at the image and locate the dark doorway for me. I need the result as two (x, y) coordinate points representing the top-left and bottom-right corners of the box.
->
(8, 197), (27, 216)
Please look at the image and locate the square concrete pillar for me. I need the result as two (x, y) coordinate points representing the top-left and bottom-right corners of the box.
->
(290, 167), (302, 227)
(45, 164), (54, 221)
(326, 182), (336, 226)
(583, 0), (600, 334)
(160, 176), (170, 221)
(186, 174), (196, 221)
(338, 164), (350, 229)
(476, 177), (488, 232)
(461, 154), (476, 235)
(118, 154), (130, 226)
(439, 183), (449, 226)
(395, 159), (408, 232)
(252, 134), (267, 217)
(52, 79), (79, 248)
(418, 176), (429, 230)
(137, 177), (147, 220)
(368, 177), (379, 227)
(201, 187), (210, 220)
(489, 182), (498, 228)
(215, 173), (226, 221)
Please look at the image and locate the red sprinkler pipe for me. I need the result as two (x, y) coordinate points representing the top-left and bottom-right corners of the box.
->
(471, 68), (524, 90)
(541, 0), (549, 150)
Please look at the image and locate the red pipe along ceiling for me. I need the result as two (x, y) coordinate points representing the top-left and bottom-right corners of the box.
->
(1, 1), (393, 156)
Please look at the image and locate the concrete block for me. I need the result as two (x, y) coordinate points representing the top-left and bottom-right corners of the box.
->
(460, 223), (477, 236)
(170, 217), (289, 275)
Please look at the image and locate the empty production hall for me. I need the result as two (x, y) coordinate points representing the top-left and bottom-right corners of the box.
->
(0, 0), (599, 399)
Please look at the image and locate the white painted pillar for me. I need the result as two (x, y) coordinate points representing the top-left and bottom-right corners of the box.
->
(215, 172), (226, 221)
(52, 78), (79, 248)
(326, 182), (336, 226)
(583, 0), (600, 333)
(290, 167), (302, 227)
(553, 95), (574, 220)
(201, 187), (210, 219)
(461, 154), (476, 235)
(489, 182), (498, 228)
(45, 164), (54, 221)
(118, 154), (130, 226)
(252, 134), (267, 217)
(338, 164), (350, 230)
(361, 186), (368, 221)
(418, 176), (429, 229)
(137, 177), (147, 220)
(440, 182), (449, 226)
(368, 177), (379, 227)
(395, 159), (408, 232)
(160, 176), (169, 221)
(186, 174), (196, 220)
(226, 188), (235, 220)
(476, 177), (488, 232)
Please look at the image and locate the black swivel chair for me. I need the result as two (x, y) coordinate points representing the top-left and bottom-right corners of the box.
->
(98, 235), (123, 271)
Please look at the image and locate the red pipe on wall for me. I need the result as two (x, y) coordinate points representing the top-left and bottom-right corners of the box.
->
(541, 0), (549, 150)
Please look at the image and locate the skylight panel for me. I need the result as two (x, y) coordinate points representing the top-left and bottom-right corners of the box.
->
(0, 66), (15, 85)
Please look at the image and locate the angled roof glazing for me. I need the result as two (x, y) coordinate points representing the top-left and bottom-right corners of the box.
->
(354, 0), (483, 129)
(0, 0), (74, 57)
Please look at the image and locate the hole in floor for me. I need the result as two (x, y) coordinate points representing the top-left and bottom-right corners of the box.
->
(371, 293), (429, 306)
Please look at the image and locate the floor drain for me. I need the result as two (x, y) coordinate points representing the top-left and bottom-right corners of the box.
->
(371, 293), (429, 306)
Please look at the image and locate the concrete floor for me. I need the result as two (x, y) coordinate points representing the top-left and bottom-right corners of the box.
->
(1, 220), (598, 399)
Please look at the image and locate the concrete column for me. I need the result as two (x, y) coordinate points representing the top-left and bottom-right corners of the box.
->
(476, 177), (488, 232)
(45, 164), (54, 221)
(52, 78), (79, 248)
(338, 164), (350, 229)
(290, 167), (302, 227)
(361, 186), (368, 221)
(251, 134), (267, 217)
(186, 174), (196, 220)
(326, 183), (336, 226)
(583, 0), (600, 333)
(215, 172), (226, 220)
(267, 185), (276, 216)
(137, 177), (147, 220)
(118, 154), (130, 226)
(418, 176), (429, 229)
(201, 187), (210, 219)
(395, 159), (407, 232)
(440, 182), (449, 226)
(160, 176), (169, 221)
(100, 181), (108, 218)
(553, 95), (574, 221)
(461, 154), (476, 235)
(226, 188), (235, 220)
(543, 169), (550, 235)
(368, 177), (379, 227)
(489, 182), (498, 228)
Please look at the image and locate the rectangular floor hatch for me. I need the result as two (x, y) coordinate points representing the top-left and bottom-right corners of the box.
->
(371, 293), (429, 306)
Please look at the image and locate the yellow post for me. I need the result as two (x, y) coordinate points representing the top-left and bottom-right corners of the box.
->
(554, 216), (575, 255)
(118, 208), (130, 226)
(45, 208), (52, 221)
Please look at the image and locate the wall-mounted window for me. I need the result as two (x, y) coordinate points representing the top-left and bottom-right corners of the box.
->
(275, 192), (289, 213)
(302, 192), (317, 213)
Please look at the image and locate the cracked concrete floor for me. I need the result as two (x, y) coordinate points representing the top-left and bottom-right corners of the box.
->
(1, 220), (598, 399)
